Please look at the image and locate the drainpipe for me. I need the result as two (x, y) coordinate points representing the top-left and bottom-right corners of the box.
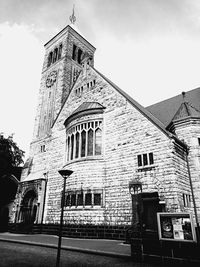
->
(41, 172), (48, 227)
(185, 147), (200, 241)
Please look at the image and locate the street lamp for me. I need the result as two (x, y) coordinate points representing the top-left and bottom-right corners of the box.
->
(129, 179), (142, 238)
(56, 169), (73, 267)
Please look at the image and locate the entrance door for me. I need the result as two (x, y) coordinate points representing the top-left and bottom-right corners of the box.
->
(20, 190), (37, 224)
(139, 192), (162, 235)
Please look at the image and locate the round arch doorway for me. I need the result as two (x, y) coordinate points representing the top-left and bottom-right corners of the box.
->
(20, 190), (38, 224)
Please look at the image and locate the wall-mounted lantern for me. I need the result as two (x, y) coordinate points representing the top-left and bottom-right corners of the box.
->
(129, 180), (142, 195)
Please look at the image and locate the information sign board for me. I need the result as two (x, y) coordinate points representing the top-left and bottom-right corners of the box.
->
(157, 212), (196, 242)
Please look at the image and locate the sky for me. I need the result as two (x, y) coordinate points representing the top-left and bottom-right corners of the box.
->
(1, 0), (200, 160)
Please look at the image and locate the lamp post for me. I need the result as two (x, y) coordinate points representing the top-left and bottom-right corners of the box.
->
(56, 169), (73, 267)
(129, 180), (142, 237)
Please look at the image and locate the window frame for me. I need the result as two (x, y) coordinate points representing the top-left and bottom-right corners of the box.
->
(64, 189), (103, 209)
(66, 119), (103, 162)
(137, 152), (154, 168)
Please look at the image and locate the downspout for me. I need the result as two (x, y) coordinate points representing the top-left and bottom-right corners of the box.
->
(185, 147), (200, 241)
(41, 172), (48, 226)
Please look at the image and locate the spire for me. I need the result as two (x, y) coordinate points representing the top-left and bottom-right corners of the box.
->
(69, 5), (76, 24)
(171, 92), (200, 122)
(182, 91), (186, 102)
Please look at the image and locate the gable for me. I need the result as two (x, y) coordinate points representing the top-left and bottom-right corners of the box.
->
(52, 65), (188, 150)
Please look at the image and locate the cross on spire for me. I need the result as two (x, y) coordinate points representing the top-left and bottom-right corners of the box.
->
(69, 5), (76, 24)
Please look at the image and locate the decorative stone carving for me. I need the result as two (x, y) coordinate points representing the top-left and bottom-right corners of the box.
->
(46, 71), (57, 88)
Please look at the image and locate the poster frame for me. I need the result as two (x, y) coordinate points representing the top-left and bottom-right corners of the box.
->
(157, 212), (197, 242)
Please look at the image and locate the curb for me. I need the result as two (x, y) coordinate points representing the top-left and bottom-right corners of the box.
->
(0, 238), (131, 259)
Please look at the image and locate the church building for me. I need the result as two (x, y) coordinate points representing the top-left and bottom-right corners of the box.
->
(11, 13), (200, 239)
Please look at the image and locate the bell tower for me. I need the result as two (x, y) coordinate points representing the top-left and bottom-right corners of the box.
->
(32, 10), (96, 140)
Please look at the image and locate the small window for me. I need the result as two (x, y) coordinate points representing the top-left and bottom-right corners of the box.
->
(77, 49), (83, 64)
(72, 44), (77, 60)
(77, 193), (83, 206)
(65, 195), (71, 206)
(53, 48), (58, 63)
(137, 155), (142, 167)
(71, 194), (76, 206)
(137, 153), (154, 168)
(94, 193), (101, 205)
(149, 152), (154, 165)
(143, 154), (148, 166)
(198, 138), (200, 146)
(85, 193), (92, 206)
(183, 194), (191, 207)
(47, 52), (53, 67)
(58, 44), (62, 59)
(65, 190), (103, 208)
(40, 145), (46, 152)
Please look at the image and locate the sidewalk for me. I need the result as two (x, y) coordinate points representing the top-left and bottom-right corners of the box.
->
(0, 232), (131, 258)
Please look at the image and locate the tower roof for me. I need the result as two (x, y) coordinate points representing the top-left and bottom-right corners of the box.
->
(171, 101), (200, 122)
(146, 87), (200, 126)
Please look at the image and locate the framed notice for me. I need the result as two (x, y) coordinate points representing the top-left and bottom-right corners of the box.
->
(157, 213), (197, 242)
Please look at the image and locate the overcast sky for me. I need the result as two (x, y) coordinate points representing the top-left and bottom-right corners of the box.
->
(1, 0), (200, 159)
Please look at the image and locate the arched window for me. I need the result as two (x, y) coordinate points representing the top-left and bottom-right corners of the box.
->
(71, 134), (74, 160)
(75, 132), (80, 158)
(67, 136), (70, 161)
(81, 130), (86, 157)
(53, 48), (58, 63)
(47, 52), (53, 67)
(72, 44), (77, 60)
(58, 44), (62, 59)
(87, 128), (93, 156)
(95, 128), (102, 155)
(77, 49), (83, 64)
(66, 120), (102, 161)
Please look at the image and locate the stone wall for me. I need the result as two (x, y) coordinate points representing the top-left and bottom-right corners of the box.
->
(173, 119), (200, 221)
(41, 65), (190, 226)
(15, 24), (194, 231)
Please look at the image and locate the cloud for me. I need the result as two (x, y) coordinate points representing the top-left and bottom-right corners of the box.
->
(0, 22), (44, 157)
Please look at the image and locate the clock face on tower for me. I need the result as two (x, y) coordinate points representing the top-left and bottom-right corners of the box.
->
(46, 71), (57, 88)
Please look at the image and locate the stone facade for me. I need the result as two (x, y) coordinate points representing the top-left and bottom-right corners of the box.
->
(11, 22), (200, 239)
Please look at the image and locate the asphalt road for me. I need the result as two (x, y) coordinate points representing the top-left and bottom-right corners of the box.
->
(0, 241), (158, 267)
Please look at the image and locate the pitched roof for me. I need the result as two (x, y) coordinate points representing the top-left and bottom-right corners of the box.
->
(93, 67), (170, 137)
(22, 172), (45, 182)
(71, 102), (104, 116)
(64, 101), (105, 126)
(52, 64), (186, 147)
(146, 87), (200, 127)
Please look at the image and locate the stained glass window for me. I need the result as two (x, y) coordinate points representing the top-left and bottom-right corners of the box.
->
(87, 129), (93, 156)
(81, 131), (86, 157)
(71, 134), (74, 160)
(66, 120), (102, 161)
(95, 128), (102, 155)
(75, 132), (79, 158)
